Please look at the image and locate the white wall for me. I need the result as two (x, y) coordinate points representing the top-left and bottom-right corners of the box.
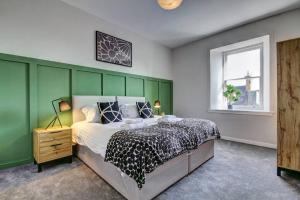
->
(0, 0), (173, 80)
(172, 9), (300, 148)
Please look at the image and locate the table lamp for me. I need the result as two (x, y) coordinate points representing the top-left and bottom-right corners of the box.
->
(154, 100), (161, 115)
(46, 98), (71, 129)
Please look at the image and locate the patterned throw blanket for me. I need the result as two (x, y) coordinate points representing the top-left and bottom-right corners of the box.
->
(104, 119), (220, 188)
(158, 118), (221, 149)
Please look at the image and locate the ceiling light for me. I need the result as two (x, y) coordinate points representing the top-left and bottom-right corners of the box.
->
(157, 0), (183, 10)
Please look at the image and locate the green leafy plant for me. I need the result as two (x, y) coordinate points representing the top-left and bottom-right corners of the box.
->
(223, 84), (241, 105)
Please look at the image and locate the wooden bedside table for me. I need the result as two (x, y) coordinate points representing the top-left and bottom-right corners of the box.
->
(33, 126), (72, 172)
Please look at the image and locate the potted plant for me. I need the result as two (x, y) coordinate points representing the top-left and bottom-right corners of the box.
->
(223, 84), (241, 109)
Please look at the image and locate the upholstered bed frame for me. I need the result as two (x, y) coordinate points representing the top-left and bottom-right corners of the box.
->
(72, 96), (214, 200)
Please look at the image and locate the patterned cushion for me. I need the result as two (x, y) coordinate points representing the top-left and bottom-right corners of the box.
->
(136, 101), (153, 119)
(97, 101), (122, 124)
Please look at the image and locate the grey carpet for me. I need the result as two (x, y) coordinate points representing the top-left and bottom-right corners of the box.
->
(1, 140), (300, 200)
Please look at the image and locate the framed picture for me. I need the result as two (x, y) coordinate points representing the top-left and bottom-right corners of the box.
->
(96, 31), (132, 67)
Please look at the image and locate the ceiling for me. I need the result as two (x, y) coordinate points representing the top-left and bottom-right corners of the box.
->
(61, 0), (300, 48)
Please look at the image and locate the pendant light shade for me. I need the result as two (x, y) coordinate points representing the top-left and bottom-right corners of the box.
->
(157, 0), (183, 10)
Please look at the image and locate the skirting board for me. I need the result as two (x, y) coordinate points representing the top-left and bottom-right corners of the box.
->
(221, 136), (276, 149)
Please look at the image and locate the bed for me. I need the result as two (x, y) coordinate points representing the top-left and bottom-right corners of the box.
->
(72, 95), (217, 200)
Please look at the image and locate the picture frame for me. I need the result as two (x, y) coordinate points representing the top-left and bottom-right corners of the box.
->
(96, 31), (132, 67)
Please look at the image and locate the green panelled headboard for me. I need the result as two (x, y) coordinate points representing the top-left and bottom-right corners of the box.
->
(0, 53), (173, 169)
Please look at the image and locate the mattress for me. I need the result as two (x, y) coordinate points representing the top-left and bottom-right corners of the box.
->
(72, 116), (162, 157)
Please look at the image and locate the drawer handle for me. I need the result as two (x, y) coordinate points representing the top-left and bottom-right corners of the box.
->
(48, 131), (63, 134)
(40, 138), (55, 142)
(50, 143), (63, 147)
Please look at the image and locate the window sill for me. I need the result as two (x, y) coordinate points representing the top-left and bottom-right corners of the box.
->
(208, 109), (274, 116)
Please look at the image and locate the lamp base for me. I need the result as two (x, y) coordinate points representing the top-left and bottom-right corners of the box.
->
(154, 108), (160, 115)
(46, 115), (62, 129)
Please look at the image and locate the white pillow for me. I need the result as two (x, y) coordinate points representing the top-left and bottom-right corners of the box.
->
(162, 115), (176, 119)
(119, 104), (140, 118)
(124, 118), (143, 124)
(81, 104), (100, 123)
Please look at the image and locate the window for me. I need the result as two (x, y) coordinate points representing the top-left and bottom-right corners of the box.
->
(223, 44), (263, 110)
(210, 35), (270, 113)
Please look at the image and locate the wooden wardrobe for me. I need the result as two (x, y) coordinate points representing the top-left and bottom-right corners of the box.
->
(277, 37), (300, 176)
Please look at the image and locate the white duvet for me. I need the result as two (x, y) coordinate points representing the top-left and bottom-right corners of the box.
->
(72, 116), (162, 157)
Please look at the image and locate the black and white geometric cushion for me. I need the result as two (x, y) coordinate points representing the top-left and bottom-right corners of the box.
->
(136, 101), (153, 119)
(97, 101), (122, 124)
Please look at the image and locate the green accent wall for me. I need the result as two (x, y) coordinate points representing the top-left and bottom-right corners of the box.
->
(0, 60), (31, 168)
(126, 77), (144, 97)
(145, 80), (159, 108)
(103, 74), (126, 96)
(159, 81), (172, 115)
(0, 53), (173, 169)
(76, 70), (102, 95)
(37, 65), (72, 128)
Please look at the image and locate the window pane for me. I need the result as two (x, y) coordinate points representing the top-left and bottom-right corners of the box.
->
(225, 79), (245, 87)
(249, 77), (260, 91)
(233, 90), (260, 107)
(224, 48), (261, 80)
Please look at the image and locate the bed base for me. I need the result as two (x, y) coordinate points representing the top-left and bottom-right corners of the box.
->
(76, 140), (214, 200)
(189, 140), (214, 173)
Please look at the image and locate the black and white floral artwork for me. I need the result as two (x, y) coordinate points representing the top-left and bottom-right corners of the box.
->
(96, 31), (132, 67)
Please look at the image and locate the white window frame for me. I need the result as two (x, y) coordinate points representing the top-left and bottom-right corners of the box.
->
(209, 35), (271, 114)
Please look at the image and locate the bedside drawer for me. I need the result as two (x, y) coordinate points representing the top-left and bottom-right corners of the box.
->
(39, 148), (72, 163)
(39, 130), (70, 142)
(39, 138), (71, 148)
(33, 126), (72, 165)
(40, 143), (71, 154)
